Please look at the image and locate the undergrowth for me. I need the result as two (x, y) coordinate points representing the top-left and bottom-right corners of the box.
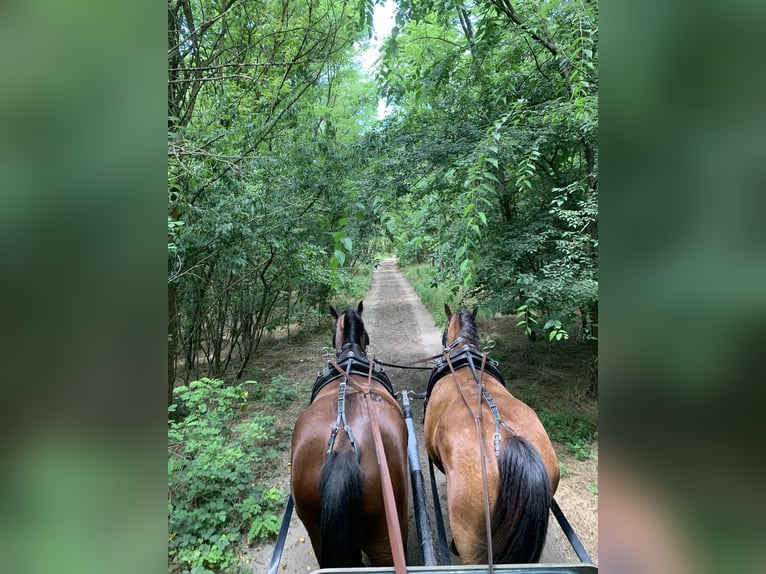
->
(537, 408), (598, 459)
(168, 378), (284, 573)
(401, 263), (456, 327)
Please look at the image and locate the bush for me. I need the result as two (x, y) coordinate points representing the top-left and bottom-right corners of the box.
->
(263, 375), (297, 408)
(168, 378), (284, 573)
(401, 264), (456, 327)
(538, 408), (598, 460)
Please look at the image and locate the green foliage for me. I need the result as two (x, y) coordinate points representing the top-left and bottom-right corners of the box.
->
(401, 263), (457, 327)
(590, 484), (599, 501)
(168, 379), (284, 573)
(262, 375), (298, 408)
(515, 304), (539, 338)
(544, 319), (570, 342)
(168, 0), (386, 382)
(368, 0), (598, 356)
(538, 408), (598, 460)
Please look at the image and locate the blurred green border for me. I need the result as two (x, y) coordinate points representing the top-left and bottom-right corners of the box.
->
(2, 0), (765, 572)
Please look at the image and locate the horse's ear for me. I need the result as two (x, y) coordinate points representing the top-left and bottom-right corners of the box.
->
(444, 303), (452, 319)
(472, 306), (478, 318)
(330, 306), (338, 320)
(357, 300), (364, 315)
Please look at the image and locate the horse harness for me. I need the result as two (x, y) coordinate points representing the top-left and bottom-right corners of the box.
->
(426, 338), (516, 456)
(311, 341), (406, 574)
(428, 337), (517, 573)
(311, 341), (395, 459)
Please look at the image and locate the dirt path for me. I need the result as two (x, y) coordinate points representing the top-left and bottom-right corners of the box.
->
(246, 258), (594, 571)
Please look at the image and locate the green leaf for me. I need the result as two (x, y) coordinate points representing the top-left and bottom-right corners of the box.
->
(340, 237), (353, 252)
(333, 249), (345, 266)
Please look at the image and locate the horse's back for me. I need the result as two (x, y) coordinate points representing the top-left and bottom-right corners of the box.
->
(291, 384), (409, 567)
(425, 376), (549, 461)
(424, 373), (559, 562)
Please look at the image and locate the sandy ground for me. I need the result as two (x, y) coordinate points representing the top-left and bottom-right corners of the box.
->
(245, 258), (597, 572)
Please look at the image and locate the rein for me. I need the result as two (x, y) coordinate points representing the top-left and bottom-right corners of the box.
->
(375, 352), (442, 371)
(328, 356), (407, 574)
(374, 342), (492, 372)
(436, 338), (516, 571)
(445, 348), (495, 574)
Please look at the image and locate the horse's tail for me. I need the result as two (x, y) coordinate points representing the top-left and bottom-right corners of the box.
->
(319, 448), (363, 567)
(490, 435), (552, 563)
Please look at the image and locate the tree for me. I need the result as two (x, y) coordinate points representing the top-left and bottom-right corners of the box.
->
(166, 0), (599, 400)
(372, 0), (598, 354)
(168, 0), (380, 396)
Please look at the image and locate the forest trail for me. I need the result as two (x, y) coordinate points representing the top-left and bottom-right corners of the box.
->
(248, 257), (583, 572)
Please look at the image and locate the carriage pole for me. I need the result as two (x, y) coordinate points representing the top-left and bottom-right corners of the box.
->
(552, 498), (593, 564)
(401, 390), (437, 566)
(267, 494), (294, 574)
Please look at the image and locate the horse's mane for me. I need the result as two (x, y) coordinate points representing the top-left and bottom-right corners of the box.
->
(342, 307), (369, 348)
(456, 309), (480, 347)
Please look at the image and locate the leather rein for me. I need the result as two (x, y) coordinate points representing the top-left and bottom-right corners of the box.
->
(437, 339), (516, 574)
(374, 354), (441, 371)
(326, 351), (407, 574)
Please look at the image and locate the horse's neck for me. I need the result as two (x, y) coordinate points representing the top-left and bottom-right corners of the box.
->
(337, 341), (366, 358)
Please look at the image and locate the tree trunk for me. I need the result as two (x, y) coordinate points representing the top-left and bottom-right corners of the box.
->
(168, 281), (177, 406)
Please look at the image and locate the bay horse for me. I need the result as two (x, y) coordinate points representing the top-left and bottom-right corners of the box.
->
(290, 301), (409, 568)
(424, 305), (560, 564)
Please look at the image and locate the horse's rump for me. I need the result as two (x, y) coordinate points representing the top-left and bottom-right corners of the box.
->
(426, 305), (559, 564)
(291, 303), (408, 569)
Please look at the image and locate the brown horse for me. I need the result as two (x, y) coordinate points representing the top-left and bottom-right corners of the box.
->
(424, 305), (560, 564)
(290, 301), (409, 568)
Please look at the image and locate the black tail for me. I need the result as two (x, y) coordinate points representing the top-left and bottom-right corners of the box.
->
(319, 449), (364, 567)
(490, 435), (552, 563)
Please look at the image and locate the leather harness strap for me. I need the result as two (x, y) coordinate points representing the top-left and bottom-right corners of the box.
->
(325, 359), (360, 460)
(445, 349), (495, 574)
(312, 344), (394, 402)
(425, 340), (505, 412)
(327, 357), (407, 574)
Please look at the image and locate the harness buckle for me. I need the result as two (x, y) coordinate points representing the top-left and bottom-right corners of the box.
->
(326, 426), (339, 456)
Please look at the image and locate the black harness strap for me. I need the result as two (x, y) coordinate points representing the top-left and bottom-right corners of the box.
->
(427, 340), (517, 456)
(425, 339), (505, 411)
(325, 359), (360, 460)
(311, 343), (394, 403)
(316, 344), (394, 462)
